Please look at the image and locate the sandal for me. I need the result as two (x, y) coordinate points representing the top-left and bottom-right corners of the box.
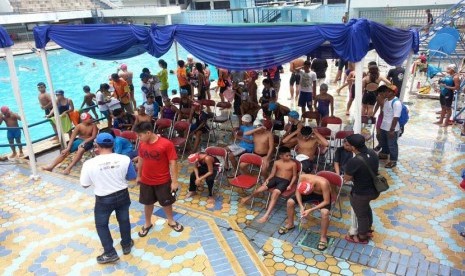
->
(385, 162), (397, 168)
(317, 241), (328, 251)
(138, 224), (153, 237)
(168, 221), (184, 232)
(460, 232), (465, 238)
(345, 234), (368, 244)
(278, 225), (295, 235)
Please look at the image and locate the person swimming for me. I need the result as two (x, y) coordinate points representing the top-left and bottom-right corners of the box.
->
(18, 66), (36, 72)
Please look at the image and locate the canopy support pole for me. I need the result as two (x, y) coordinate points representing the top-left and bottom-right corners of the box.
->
(353, 58), (364, 134)
(4, 47), (39, 179)
(39, 49), (65, 149)
(399, 51), (414, 102)
(174, 40), (179, 64)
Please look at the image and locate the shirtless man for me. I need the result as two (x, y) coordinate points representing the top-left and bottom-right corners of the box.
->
(118, 64), (135, 110)
(241, 147), (297, 223)
(244, 120), (274, 177)
(132, 106), (153, 131)
(289, 58), (305, 100)
(0, 106), (23, 158)
(80, 85), (99, 119)
(282, 126), (329, 173)
(42, 113), (97, 175)
(279, 174), (331, 251)
(37, 82), (52, 116)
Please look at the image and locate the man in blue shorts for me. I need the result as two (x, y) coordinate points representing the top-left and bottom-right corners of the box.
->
(298, 61), (317, 114)
(0, 106), (23, 158)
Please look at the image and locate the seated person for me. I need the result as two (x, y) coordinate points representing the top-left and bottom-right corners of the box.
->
(240, 92), (260, 124)
(100, 128), (137, 159)
(190, 102), (210, 153)
(227, 114), (255, 172)
(186, 152), (221, 203)
(268, 102), (290, 131)
(281, 111), (302, 148)
(132, 105), (153, 131)
(243, 120), (274, 178)
(260, 78), (277, 119)
(179, 89), (193, 119)
(42, 113), (97, 175)
(161, 97), (180, 121)
(240, 146), (297, 223)
(282, 126), (329, 173)
(314, 83), (334, 118)
(334, 138), (354, 176)
(142, 94), (160, 120)
(280, 174), (331, 251)
(112, 108), (133, 131)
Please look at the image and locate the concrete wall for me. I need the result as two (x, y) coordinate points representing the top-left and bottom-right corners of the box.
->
(0, 0), (13, 13)
(349, 0), (457, 9)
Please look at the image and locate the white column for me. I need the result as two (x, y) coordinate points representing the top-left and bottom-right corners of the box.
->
(399, 51), (414, 102)
(40, 49), (65, 149)
(165, 14), (172, 25)
(353, 58), (364, 134)
(4, 47), (39, 179)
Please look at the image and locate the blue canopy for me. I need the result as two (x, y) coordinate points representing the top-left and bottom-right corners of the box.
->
(33, 19), (419, 70)
(0, 26), (14, 48)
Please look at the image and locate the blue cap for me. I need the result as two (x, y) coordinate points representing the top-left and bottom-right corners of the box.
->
(180, 89), (188, 95)
(288, 111), (299, 119)
(268, 102), (277, 111)
(96, 133), (114, 145)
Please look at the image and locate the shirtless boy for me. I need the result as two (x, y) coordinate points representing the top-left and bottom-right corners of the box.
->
(280, 174), (332, 251)
(42, 113), (97, 175)
(37, 82), (52, 116)
(241, 147), (297, 223)
(80, 85), (99, 119)
(244, 120), (274, 177)
(0, 106), (23, 158)
(132, 106), (153, 131)
(282, 126), (329, 173)
(289, 58), (305, 100)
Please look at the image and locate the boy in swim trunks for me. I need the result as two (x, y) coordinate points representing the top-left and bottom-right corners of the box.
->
(80, 85), (99, 119)
(240, 146), (297, 223)
(0, 106), (23, 158)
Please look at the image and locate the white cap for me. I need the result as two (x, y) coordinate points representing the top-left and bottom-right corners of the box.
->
(242, 114), (252, 123)
(447, 64), (457, 72)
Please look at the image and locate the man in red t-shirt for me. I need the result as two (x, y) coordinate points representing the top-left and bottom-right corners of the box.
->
(134, 122), (183, 236)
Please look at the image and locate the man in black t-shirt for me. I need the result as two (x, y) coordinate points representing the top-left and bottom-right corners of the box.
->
(334, 139), (353, 175)
(387, 66), (405, 95)
(311, 58), (328, 87)
(343, 134), (379, 243)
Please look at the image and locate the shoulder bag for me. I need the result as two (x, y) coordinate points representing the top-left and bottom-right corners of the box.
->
(356, 155), (389, 193)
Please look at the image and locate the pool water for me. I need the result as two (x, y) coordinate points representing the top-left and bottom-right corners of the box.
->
(0, 46), (218, 155)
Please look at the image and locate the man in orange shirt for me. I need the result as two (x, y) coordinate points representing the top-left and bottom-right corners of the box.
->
(110, 73), (133, 114)
(176, 60), (191, 97)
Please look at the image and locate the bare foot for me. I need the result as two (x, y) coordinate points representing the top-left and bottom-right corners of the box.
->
(19, 152), (24, 157)
(63, 169), (71, 175)
(240, 197), (250, 205)
(257, 215), (269, 223)
(42, 166), (52, 172)
(433, 121), (443, 125)
(186, 191), (197, 198)
(9, 152), (16, 158)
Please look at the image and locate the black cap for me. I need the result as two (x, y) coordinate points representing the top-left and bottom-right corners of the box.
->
(346, 134), (366, 149)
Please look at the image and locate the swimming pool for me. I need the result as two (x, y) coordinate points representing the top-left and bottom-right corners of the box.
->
(0, 46), (218, 155)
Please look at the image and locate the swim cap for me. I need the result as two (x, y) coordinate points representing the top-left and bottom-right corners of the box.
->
(188, 153), (200, 164)
(80, 112), (92, 122)
(288, 111), (299, 119)
(298, 181), (314, 195)
(1, 106), (9, 114)
(268, 102), (277, 111)
(120, 64), (127, 70)
(241, 114), (252, 123)
(55, 89), (64, 95)
(447, 64), (457, 72)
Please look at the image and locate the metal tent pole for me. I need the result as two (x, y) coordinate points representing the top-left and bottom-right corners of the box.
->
(399, 51), (414, 102)
(353, 58), (364, 134)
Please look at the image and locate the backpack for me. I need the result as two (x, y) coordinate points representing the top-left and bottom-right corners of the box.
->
(391, 98), (409, 127)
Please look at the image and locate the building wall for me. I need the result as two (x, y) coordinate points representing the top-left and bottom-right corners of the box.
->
(0, 0), (13, 13)
(349, 0), (457, 8)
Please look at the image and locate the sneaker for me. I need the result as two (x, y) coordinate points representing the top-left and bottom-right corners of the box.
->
(122, 239), (134, 255)
(378, 153), (389, 160)
(96, 253), (119, 264)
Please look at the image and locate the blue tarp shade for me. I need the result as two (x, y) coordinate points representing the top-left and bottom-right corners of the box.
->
(0, 26), (14, 48)
(34, 19), (419, 70)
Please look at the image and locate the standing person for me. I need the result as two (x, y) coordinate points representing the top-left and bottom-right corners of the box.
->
(298, 61), (317, 114)
(342, 12), (349, 23)
(289, 58), (305, 100)
(177, 60), (191, 97)
(217, 68), (230, 102)
(118, 64), (136, 110)
(195, 62), (207, 100)
(37, 82), (52, 116)
(0, 106), (23, 158)
(157, 59), (169, 99)
(387, 65), (405, 95)
(425, 9), (433, 34)
(263, 65), (284, 96)
(362, 64), (391, 117)
(378, 85), (402, 168)
(435, 64), (460, 127)
(134, 122), (184, 236)
(343, 134), (379, 243)
(80, 85), (99, 119)
(110, 73), (133, 114)
(80, 133), (137, 264)
(311, 57), (329, 88)
(46, 89), (74, 138)
(186, 152), (220, 203)
(314, 83), (334, 118)
(96, 83), (112, 126)
(204, 63), (212, 100)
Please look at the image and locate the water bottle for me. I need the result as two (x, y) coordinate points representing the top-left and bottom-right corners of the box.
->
(367, 117), (372, 128)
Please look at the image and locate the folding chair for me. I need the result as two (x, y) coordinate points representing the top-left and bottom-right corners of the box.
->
(334, 130), (354, 148)
(314, 126), (333, 168)
(265, 159), (302, 208)
(120, 130), (139, 149)
(169, 121), (191, 160)
(302, 111), (321, 126)
(213, 101), (234, 132)
(113, 128), (122, 137)
(321, 116), (343, 131)
(171, 97), (181, 108)
(361, 116), (377, 149)
(154, 118), (173, 139)
(205, 146), (228, 192)
(316, 171), (344, 219)
(201, 99), (217, 146)
(229, 153), (263, 208)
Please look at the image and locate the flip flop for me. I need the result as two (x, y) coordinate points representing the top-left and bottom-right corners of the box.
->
(168, 221), (184, 232)
(385, 162), (397, 168)
(345, 234), (368, 244)
(317, 241), (328, 251)
(138, 224), (153, 237)
(278, 225), (295, 235)
(460, 232), (465, 238)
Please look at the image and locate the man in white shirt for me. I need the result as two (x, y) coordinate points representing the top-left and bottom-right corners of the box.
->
(378, 85), (402, 168)
(80, 133), (137, 264)
(298, 60), (317, 114)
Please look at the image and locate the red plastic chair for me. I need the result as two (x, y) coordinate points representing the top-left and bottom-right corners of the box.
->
(229, 153), (263, 207)
(154, 118), (173, 138)
(266, 159), (302, 208)
(169, 121), (190, 160)
(120, 130), (139, 149)
(112, 128), (122, 137)
(334, 130), (354, 148)
(321, 116), (343, 129)
(205, 146), (228, 191)
(171, 97), (181, 106)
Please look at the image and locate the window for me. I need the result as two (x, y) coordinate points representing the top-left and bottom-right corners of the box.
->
(195, 1), (211, 10)
(213, 1), (230, 9)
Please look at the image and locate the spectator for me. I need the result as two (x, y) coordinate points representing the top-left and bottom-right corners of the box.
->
(110, 73), (133, 114)
(334, 138), (353, 176)
(298, 61), (317, 114)
(378, 85), (402, 168)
